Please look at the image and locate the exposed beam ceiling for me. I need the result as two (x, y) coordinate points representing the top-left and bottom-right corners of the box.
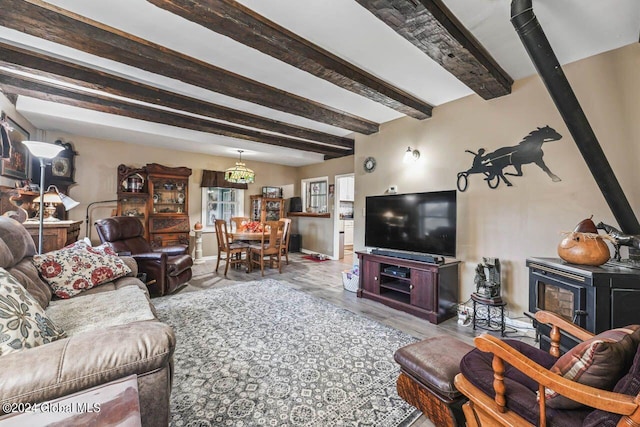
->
(355, 0), (513, 99)
(147, 0), (434, 120)
(0, 71), (351, 158)
(0, 42), (353, 150)
(0, 0), (378, 135)
(1, 0), (637, 166)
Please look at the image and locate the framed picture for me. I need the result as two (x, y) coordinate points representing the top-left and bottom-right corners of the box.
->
(1, 115), (29, 180)
(262, 186), (282, 198)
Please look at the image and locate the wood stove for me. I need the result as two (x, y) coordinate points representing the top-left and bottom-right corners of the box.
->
(528, 257), (640, 353)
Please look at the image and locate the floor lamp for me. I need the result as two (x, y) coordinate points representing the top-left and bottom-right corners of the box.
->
(23, 141), (65, 254)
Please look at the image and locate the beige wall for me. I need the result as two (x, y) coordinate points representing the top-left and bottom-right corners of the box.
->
(40, 132), (298, 257)
(354, 43), (640, 315)
(294, 155), (354, 255)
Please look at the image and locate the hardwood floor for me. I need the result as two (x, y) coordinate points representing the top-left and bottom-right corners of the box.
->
(182, 252), (535, 427)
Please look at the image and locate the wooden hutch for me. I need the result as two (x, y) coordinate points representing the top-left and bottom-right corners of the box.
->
(117, 163), (192, 248)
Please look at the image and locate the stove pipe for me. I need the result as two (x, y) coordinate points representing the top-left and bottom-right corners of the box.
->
(510, 0), (640, 235)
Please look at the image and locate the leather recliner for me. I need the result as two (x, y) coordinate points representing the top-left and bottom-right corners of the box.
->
(94, 216), (193, 296)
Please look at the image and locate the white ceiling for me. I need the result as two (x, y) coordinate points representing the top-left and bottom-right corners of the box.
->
(2, 0), (639, 166)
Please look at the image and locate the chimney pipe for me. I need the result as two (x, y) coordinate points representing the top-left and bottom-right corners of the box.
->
(510, 0), (640, 235)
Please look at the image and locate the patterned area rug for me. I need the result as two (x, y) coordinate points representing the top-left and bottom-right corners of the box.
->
(153, 279), (420, 426)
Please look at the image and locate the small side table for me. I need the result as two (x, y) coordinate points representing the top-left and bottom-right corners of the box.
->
(471, 292), (507, 336)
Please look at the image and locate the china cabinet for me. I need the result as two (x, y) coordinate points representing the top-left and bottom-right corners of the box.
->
(116, 164), (149, 239)
(115, 164), (191, 248)
(146, 163), (192, 248)
(250, 195), (284, 222)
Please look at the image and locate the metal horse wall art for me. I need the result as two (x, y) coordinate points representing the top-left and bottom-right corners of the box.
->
(457, 125), (563, 191)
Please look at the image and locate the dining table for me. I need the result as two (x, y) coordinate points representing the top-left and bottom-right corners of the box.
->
(230, 231), (282, 242)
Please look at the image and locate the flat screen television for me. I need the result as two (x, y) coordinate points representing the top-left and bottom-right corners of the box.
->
(365, 190), (457, 257)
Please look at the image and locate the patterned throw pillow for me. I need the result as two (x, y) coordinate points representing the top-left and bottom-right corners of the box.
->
(0, 267), (66, 355)
(32, 243), (132, 299)
(63, 240), (117, 256)
(545, 325), (640, 409)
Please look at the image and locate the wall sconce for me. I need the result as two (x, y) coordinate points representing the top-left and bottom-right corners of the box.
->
(403, 146), (420, 163)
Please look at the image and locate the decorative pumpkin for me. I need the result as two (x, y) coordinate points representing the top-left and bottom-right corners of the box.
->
(557, 217), (610, 266)
(194, 221), (203, 231)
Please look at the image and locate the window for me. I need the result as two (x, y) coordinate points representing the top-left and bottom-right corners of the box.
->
(201, 187), (244, 230)
(301, 177), (328, 214)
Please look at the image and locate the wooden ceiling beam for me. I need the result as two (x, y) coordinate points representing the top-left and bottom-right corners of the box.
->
(355, 0), (513, 99)
(0, 72), (352, 158)
(0, 42), (353, 149)
(147, 0), (434, 120)
(2, 0), (378, 135)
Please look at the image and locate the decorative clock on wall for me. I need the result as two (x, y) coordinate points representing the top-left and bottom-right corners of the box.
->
(52, 156), (71, 179)
(363, 156), (376, 173)
(48, 140), (76, 183)
(31, 140), (77, 185)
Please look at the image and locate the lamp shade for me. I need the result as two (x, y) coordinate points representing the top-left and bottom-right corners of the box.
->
(34, 191), (61, 204)
(36, 185), (79, 211)
(23, 141), (65, 159)
(225, 150), (255, 184)
(59, 192), (80, 211)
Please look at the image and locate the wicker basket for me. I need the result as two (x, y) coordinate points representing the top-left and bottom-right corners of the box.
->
(342, 271), (359, 292)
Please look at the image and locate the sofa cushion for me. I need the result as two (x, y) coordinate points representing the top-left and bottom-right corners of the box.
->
(46, 286), (155, 336)
(6, 259), (52, 310)
(0, 217), (36, 269)
(546, 326), (640, 409)
(32, 244), (132, 299)
(583, 343), (640, 426)
(459, 339), (592, 427)
(0, 267), (66, 355)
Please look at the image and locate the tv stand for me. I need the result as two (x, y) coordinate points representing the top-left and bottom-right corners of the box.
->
(370, 248), (445, 264)
(357, 251), (459, 324)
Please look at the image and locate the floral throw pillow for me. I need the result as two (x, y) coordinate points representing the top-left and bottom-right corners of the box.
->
(63, 240), (117, 256)
(32, 244), (131, 299)
(0, 267), (66, 356)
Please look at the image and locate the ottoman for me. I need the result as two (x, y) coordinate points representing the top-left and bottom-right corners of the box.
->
(394, 335), (474, 427)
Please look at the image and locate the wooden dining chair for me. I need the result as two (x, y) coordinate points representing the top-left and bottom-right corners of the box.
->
(249, 220), (284, 276)
(214, 219), (249, 276)
(278, 218), (292, 265)
(230, 216), (250, 232)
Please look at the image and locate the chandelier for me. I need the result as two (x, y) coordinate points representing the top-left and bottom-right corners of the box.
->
(225, 150), (255, 184)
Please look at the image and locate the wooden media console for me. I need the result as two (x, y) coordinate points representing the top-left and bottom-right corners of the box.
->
(357, 251), (460, 324)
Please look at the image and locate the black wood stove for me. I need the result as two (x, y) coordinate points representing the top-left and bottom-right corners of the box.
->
(528, 257), (640, 353)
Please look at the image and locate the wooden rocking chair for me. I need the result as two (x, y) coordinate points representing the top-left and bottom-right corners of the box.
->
(454, 310), (640, 427)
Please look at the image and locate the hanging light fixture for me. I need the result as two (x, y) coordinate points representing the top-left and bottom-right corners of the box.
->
(225, 150), (255, 184)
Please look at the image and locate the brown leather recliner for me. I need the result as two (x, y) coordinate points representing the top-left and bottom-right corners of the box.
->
(94, 216), (193, 296)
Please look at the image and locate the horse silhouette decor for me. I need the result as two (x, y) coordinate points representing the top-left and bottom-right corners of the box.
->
(457, 125), (563, 192)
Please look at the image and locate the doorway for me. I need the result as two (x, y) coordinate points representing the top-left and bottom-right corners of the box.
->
(334, 173), (354, 260)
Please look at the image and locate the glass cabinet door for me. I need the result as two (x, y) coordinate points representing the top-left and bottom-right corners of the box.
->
(265, 199), (282, 221)
(119, 196), (148, 218)
(151, 178), (187, 214)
